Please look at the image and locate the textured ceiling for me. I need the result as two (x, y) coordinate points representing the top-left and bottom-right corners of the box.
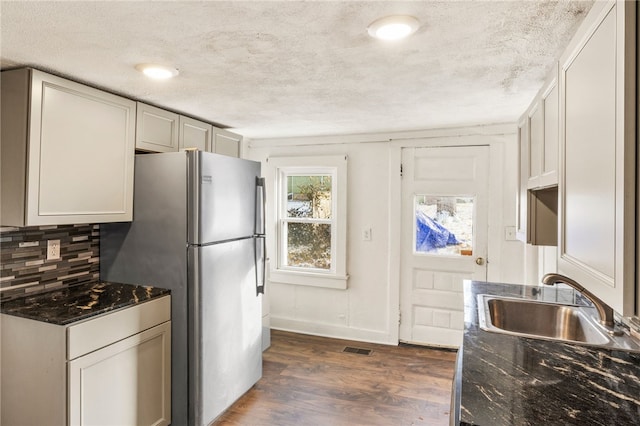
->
(1, 1), (593, 140)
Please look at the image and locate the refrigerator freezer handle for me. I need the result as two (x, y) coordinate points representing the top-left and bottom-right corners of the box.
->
(254, 236), (266, 295)
(256, 177), (266, 236)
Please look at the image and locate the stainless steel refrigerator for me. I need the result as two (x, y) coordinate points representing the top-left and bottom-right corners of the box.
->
(100, 150), (265, 426)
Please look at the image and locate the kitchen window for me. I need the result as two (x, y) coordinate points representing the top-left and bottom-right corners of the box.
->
(267, 155), (348, 289)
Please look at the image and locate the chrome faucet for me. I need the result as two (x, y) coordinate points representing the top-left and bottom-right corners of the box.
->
(541, 273), (615, 328)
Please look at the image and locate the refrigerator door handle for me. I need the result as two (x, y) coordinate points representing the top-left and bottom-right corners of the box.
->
(255, 177), (266, 236)
(254, 236), (266, 295)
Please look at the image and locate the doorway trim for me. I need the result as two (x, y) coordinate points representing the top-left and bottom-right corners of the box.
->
(387, 130), (516, 344)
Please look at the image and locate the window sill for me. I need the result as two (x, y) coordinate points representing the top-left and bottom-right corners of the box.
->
(269, 270), (349, 290)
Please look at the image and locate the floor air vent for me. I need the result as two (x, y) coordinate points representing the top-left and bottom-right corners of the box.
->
(342, 346), (373, 356)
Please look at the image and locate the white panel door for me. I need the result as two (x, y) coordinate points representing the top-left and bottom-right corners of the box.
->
(400, 146), (489, 347)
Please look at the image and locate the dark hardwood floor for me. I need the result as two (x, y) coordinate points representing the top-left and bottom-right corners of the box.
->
(214, 330), (457, 426)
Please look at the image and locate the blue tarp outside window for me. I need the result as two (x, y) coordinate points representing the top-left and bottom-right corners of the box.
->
(415, 210), (459, 252)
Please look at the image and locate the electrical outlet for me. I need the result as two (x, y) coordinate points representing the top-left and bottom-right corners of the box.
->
(363, 227), (372, 241)
(47, 239), (60, 260)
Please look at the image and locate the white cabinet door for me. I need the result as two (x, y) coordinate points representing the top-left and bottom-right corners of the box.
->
(0, 68), (136, 226)
(179, 115), (212, 151)
(525, 64), (559, 191)
(540, 72), (559, 187)
(136, 102), (179, 152)
(527, 101), (543, 189)
(68, 321), (171, 426)
(34, 76), (135, 223)
(2, 69), (135, 226)
(559, 0), (635, 315)
(213, 127), (242, 158)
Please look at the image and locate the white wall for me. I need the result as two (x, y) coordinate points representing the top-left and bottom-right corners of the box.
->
(247, 124), (524, 345)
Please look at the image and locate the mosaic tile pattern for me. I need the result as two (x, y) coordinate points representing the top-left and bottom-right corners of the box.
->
(0, 224), (99, 298)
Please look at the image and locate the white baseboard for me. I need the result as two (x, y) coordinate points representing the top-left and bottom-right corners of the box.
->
(270, 317), (397, 346)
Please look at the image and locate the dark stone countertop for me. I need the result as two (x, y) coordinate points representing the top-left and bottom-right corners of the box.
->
(460, 281), (640, 426)
(0, 281), (170, 325)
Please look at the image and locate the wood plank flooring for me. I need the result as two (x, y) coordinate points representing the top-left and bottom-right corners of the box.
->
(214, 330), (457, 426)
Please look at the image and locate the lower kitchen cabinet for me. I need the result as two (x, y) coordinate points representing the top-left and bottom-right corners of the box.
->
(68, 321), (171, 425)
(1, 295), (171, 426)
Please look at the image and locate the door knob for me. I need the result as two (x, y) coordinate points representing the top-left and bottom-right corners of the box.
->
(475, 257), (485, 266)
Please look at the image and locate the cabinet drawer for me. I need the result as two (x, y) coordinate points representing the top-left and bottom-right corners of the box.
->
(67, 295), (170, 360)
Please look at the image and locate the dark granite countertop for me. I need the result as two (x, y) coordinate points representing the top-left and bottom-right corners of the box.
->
(0, 281), (170, 325)
(460, 281), (640, 426)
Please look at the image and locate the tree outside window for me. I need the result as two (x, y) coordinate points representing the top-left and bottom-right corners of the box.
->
(282, 174), (334, 271)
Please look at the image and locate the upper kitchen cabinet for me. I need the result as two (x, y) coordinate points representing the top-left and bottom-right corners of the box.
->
(540, 68), (559, 188)
(179, 115), (212, 151)
(527, 64), (559, 190)
(0, 68), (135, 227)
(135, 102), (179, 152)
(558, 0), (636, 315)
(213, 127), (242, 158)
(517, 105), (557, 247)
(138, 104), (241, 157)
(526, 99), (543, 189)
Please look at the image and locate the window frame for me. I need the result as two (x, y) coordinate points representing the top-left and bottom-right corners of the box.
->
(267, 155), (348, 289)
(279, 169), (335, 272)
(412, 194), (477, 257)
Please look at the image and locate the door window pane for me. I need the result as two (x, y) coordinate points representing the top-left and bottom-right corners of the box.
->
(285, 222), (332, 269)
(414, 195), (474, 256)
(286, 175), (332, 219)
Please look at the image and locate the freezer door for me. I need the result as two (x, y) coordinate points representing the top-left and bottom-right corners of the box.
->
(188, 151), (262, 244)
(188, 238), (262, 425)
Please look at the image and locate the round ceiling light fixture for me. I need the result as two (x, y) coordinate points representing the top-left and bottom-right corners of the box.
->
(135, 63), (179, 80)
(367, 15), (420, 41)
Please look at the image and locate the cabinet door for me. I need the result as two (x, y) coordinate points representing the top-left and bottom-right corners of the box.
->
(179, 115), (212, 151)
(559, 0), (635, 315)
(27, 70), (135, 225)
(527, 102), (543, 189)
(540, 77), (559, 187)
(136, 102), (179, 152)
(515, 116), (528, 242)
(68, 321), (171, 426)
(213, 127), (242, 157)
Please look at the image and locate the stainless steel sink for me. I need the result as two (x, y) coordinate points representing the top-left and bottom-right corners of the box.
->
(478, 295), (610, 345)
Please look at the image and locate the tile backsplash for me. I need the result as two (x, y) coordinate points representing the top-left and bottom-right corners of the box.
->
(0, 224), (99, 298)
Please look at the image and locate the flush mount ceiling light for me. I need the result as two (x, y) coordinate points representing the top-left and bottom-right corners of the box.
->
(367, 15), (420, 41)
(135, 63), (179, 80)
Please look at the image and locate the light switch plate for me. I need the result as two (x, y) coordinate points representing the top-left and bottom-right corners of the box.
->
(363, 227), (372, 241)
(504, 226), (517, 241)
